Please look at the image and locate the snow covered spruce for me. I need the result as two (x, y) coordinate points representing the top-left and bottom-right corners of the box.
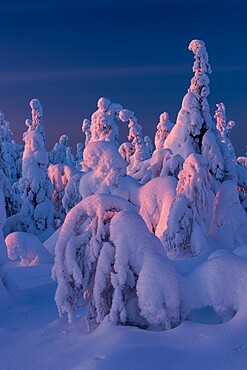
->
(18, 99), (55, 235)
(52, 193), (181, 330)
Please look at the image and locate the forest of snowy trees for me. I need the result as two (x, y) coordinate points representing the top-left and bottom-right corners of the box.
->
(2, 39), (247, 331)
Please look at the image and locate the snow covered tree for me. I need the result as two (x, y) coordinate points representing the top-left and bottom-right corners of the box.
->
(62, 173), (84, 214)
(119, 109), (150, 174)
(0, 187), (17, 300)
(164, 40), (236, 188)
(48, 164), (75, 224)
(214, 102), (236, 159)
(65, 146), (75, 168)
(79, 141), (127, 199)
(236, 156), (247, 209)
(162, 153), (213, 259)
(0, 112), (14, 182)
(209, 181), (247, 249)
(82, 119), (91, 147)
(118, 142), (135, 164)
(49, 134), (69, 165)
(154, 112), (174, 152)
(89, 97), (123, 145)
(0, 187), (7, 269)
(144, 135), (154, 157)
(29, 98), (45, 141)
(18, 99), (55, 235)
(126, 148), (184, 185)
(53, 193), (181, 330)
(0, 111), (22, 215)
(176, 153), (214, 228)
(75, 142), (84, 171)
(0, 169), (18, 217)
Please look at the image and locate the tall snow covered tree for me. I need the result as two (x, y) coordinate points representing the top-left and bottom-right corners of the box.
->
(29, 98), (46, 141)
(53, 193), (181, 330)
(154, 112), (174, 152)
(18, 99), (55, 235)
(164, 40), (236, 188)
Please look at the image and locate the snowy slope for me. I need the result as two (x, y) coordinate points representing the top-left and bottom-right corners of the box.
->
(1, 262), (247, 370)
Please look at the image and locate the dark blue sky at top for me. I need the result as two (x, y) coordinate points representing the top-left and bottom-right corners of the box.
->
(0, 0), (247, 154)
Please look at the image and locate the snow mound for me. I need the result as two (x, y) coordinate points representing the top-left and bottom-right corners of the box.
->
(5, 231), (53, 265)
(183, 254), (247, 322)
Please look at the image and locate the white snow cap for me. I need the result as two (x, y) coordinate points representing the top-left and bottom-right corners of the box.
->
(97, 97), (111, 112)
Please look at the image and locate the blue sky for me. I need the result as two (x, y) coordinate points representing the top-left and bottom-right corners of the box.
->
(0, 0), (246, 154)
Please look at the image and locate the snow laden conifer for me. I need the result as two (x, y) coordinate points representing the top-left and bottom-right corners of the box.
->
(154, 112), (174, 152)
(0, 185), (20, 301)
(119, 109), (150, 174)
(79, 141), (128, 199)
(49, 134), (69, 165)
(144, 136), (154, 157)
(62, 173), (84, 214)
(89, 97), (123, 145)
(82, 119), (91, 147)
(48, 164), (74, 224)
(18, 99), (54, 235)
(0, 187), (16, 299)
(0, 112), (21, 215)
(29, 99), (45, 141)
(165, 40), (236, 187)
(162, 153), (213, 259)
(209, 181), (247, 249)
(236, 157), (247, 210)
(75, 142), (84, 171)
(65, 146), (75, 168)
(0, 112), (22, 185)
(118, 142), (135, 164)
(53, 193), (180, 330)
(214, 102), (236, 159)
(0, 112), (14, 182)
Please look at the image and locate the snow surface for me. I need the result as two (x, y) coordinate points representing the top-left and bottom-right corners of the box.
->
(2, 257), (247, 369)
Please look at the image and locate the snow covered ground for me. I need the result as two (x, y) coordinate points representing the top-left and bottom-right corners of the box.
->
(1, 262), (247, 370)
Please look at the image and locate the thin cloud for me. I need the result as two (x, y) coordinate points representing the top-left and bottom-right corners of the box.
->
(1, 64), (246, 85)
(0, 65), (189, 84)
(213, 65), (247, 72)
